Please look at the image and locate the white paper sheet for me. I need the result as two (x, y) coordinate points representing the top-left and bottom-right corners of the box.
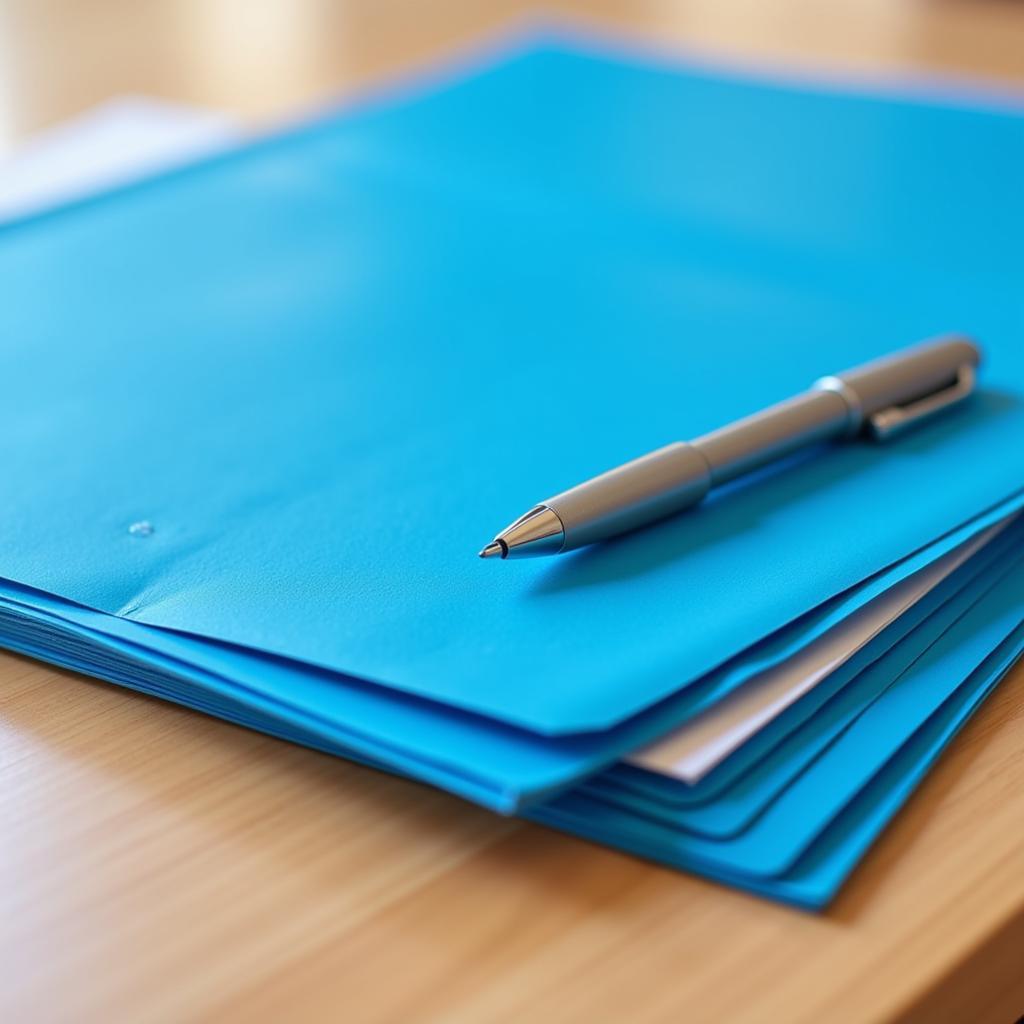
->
(0, 97), (238, 223)
(629, 514), (1015, 783)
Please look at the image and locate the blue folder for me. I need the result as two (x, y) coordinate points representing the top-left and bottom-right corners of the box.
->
(2, 32), (1022, 908)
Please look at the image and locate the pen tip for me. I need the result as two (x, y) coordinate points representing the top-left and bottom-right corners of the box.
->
(479, 541), (505, 560)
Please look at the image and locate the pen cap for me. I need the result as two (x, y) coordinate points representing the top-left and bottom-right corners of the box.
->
(817, 335), (981, 427)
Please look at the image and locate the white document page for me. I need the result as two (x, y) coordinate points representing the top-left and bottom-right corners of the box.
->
(0, 97), (238, 224)
(629, 515), (1015, 783)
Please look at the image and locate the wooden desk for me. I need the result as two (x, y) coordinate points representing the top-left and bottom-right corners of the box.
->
(2, 3), (1023, 1021)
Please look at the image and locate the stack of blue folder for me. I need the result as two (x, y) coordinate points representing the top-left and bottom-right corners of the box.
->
(2, 33), (1023, 909)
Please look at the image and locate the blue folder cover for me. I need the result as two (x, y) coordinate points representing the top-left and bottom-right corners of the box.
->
(2, 32), (1022, 907)
(3, 35), (1023, 735)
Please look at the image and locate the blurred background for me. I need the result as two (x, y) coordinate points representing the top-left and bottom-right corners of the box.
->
(3, 0), (1024, 155)
(3, 4), (1024, 1021)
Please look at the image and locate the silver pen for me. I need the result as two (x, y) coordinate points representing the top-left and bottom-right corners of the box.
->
(479, 335), (981, 560)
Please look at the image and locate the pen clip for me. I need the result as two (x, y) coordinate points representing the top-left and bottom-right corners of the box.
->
(867, 363), (976, 441)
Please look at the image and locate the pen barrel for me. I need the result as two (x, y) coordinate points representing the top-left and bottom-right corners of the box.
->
(692, 389), (853, 486)
(544, 443), (712, 551)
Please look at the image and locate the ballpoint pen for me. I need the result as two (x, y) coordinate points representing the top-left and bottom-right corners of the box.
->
(479, 335), (981, 560)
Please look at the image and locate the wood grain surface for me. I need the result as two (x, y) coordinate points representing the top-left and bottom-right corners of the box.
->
(2, 2), (1023, 1021)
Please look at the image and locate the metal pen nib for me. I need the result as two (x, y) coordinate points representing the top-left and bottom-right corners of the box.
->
(480, 505), (566, 560)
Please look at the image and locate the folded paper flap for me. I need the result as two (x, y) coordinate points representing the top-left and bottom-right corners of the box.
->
(2, 42), (1023, 734)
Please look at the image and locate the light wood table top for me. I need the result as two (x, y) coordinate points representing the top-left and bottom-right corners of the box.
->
(2, 3), (1023, 1021)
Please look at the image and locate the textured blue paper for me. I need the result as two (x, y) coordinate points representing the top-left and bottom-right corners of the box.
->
(1, 530), (1018, 909)
(584, 521), (1021, 837)
(533, 559), (1024, 907)
(0, 499), (1017, 813)
(1, 38), (1023, 736)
